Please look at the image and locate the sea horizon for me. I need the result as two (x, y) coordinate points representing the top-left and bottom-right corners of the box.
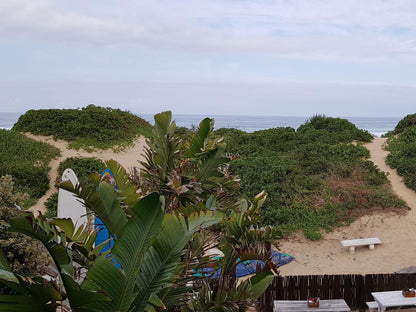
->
(0, 111), (402, 137)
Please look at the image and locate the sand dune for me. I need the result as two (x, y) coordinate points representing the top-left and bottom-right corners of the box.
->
(279, 137), (416, 275)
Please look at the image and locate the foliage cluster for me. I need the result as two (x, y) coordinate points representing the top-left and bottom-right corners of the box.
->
(392, 113), (416, 134)
(57, 157), (106, 186)
(0, 112), (278, 312)
(386, 123), (416, 191)
(13, 105), (153, 150)
(0, 129), (60, 207)
(0, 175), (51, 274)
(216, 115), (405, 239)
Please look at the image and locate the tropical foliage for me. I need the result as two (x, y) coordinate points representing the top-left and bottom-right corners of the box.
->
(386, 115), (416, 191)
(216, 115), (406, 239)
(0, 129), (60, 208)
(140, 111), (240, 213)
(13, 105), (153, 151)
(0, 112), (277, 311)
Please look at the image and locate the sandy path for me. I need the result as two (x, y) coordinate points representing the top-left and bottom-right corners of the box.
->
(279, 137), (416, 276)
(25, 133), (147, 214)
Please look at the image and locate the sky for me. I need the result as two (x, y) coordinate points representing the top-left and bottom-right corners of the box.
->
(0, 0), (416, 117)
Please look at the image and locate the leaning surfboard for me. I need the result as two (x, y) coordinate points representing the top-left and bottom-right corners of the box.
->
(57, 168), (88, 231)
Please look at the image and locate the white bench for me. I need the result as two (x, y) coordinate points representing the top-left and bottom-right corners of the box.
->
(341, 237), (381, 254)
(366, 301), (378, 312)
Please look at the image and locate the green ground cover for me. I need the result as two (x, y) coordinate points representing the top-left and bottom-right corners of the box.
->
(215, 115), (406, 239)
(13, 104), (153, 151)
(0, 129), (60, 208)
(386, 113), (416, 191)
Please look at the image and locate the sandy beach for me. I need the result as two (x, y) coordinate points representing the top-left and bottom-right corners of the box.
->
(26, 134), (416, 275)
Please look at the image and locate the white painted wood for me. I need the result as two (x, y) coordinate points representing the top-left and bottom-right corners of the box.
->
(274, 299), (350, 312)
(57, 168), (88, 231)
(341, 238), (381, 253)
(366, 301), (378, 312)
(372, 290), (416, 312)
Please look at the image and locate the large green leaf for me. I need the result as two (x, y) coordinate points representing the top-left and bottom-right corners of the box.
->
(0, 294), (55, 312)
(105, 159), (140, 207)
(5, 214), (110, 311)
(81, 193), (165, 312)
(134, 210), (222, 311)
(184, 118), (213, 158)
(153, 111), (175, 137)
(246, 270), (275, 299)
(197, 148), (228, 181)
(60, 180), (128, 237)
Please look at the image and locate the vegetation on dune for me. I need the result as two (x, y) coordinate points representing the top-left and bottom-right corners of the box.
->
(0, 175), (51, 275)
(13, 104), (153, 151)
(391, 113), (416, 135)
(0, 112), (278, 311)
(0, 129), (60, 208)
(215, 115), (406, 240)
(57, 157), (106, 186)
(386, 114), (416, 191)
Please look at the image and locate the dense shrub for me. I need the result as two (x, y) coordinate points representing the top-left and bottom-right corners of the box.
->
(0, 129), (59, 205)
(386, 125), (416, 191)
(13, 105), (153, 150)
(57, 157), (105, 185)
(219, 116), (405, 240)
(392, 113), (416, 134)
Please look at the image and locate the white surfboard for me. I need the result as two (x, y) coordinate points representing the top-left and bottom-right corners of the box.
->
(57, 168), (88, 231)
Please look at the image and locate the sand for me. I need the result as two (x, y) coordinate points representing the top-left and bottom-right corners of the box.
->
(25, 134), (416, 275)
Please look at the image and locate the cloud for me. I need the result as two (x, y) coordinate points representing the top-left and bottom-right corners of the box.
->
(1, 0), (416, 61)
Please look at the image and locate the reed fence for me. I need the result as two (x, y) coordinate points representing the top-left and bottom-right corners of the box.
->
(258, 273), (416, 312)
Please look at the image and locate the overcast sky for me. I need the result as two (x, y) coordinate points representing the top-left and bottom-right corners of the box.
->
(1, 0), (416, 117)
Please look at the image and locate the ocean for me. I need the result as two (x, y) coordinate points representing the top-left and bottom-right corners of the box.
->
(1, 112), (401, 137)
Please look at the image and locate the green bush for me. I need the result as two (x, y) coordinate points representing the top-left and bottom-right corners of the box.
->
(57, 157), (105, 185)
(13, 105), (153, 150)
(218, 115), (405, 239)
(0, 129), (59, 205)
(392, 113), (416, 134)
(386, 125), (416, 191)
(44, 192), (58, 218)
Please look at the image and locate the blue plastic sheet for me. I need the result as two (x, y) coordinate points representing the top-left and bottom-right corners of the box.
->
(196, 251), (294, 278)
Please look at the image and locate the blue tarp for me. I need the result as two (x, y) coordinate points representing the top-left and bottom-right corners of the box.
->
(195, 251), (294, 278)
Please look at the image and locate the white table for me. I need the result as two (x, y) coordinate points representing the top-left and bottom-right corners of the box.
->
(274, 299), (350, 312)
(372, 290), (416, 312)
